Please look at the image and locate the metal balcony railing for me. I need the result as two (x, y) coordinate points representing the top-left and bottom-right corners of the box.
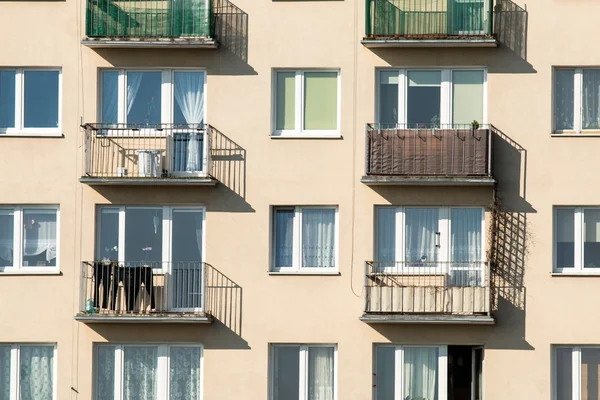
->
(86, 0), (213, 39)
(365, 0), (495, 38)
(365, 123), (493, 178)
(82, 123), (213, 181)
(79, 261), (207, 316)
(364, 261), (492, 315)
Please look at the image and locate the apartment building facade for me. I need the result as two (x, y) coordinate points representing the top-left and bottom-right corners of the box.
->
(0, 0), (595, 399)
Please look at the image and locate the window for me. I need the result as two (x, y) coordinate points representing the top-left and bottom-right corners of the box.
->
(554, 346), (600, 400)
(553, 68), (600, 134)
(554, 207), (600, 272)
(95, 344), (203, 400)
(0, 206), (59, 272)
(100, 70), (206, 125)
(271, 206), (338, 272)
(0, 69), (61, 134)
(374, 345), (483, 400)
(375, 207), (485, 285)
(377, 69), (485, 127)
(0, 344), (56, 400)
(270, 344), (336, 400)
(273, 70), (340, 136)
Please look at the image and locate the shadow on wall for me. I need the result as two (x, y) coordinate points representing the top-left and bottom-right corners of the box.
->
(204, 263), (243, 337)
(494, 0), (528, 61)
(213, 0), (249, 64)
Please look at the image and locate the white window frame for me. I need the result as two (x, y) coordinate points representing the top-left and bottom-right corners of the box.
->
(373, 345), (448, 400)
(96, 205), (206, 269)
(0, 68), (62, 136)
(269, 344), (337, 400)
(552, 68), (599, 134)
(551, 345), (600, 400)
(0, 205), (60, 273)
(553, 206), (600, 273)
(1, 343), (58, 400)
(270, 206), (339, 273)
(374, 206), (486, 264)
(271, 69), (341, 138)
(375, 68), (488, 126)
(94, 343), (204, 400)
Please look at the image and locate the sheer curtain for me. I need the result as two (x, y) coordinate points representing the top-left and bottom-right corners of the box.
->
(451, 208), (482, 286)
(19, 346), (54, 400)
(23, 210), (57, 265)
(308, 347), (334, 400)
(583, 69), (600, 129)
(405, 208), (438, 263)
(96, 346), (115, 400)
(403, 347), (438, 400)
(274, 209), (294, 269)
(555, 70), (575, 131)
(302, 209), (335, 268)
(126, 73), (143, 118)
(174, 72), (205, 173)
(0, 346), (9, 400)
(376, 208), (397, 267)
(123, 346), (157, 400)
(169, 347), (202, 400)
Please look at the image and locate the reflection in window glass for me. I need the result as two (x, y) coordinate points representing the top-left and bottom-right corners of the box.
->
(556, 347), (573, 400)
(584, 209), (600, 268)
(0, 211), (14, 267)
(272, 346), (300, 400)
(555, 69), (574, 131)
(124, 208), (163, 263)
(407, 71), (441, 126)
(582, 348), (600, 400)
(101, 71), (119, 124)
(22, 209), (57, 267)
(0, 70), (16, 129)
(24, 71), (59, 128)
(304, 72), (337, 130)
(98, 208), (119, 261)
(583, 69), (600, 130)
(127, 72), (161, 125)
(556, 208), (575, 269)
(379, 71), (399, 126)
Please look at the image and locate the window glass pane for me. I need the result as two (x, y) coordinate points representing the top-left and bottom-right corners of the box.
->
(452, 70), (484, 125)
(302, 208), (336, 268)
(308, 347), (334, 400)
(123, 346), (157, 400)
(170, 347), (202, 400)
(24, 71), (59, 128)
(127, 72), (161, 125)
(403, 347), (438, 400)
(405, 208), (439, 263)
(555, 69), (575, 131)
(273, 209), (294, 269)
(98, 208), (119, 261)
(23, 209), (57, 267)
(276, 72), (296, 130)
(173, 71), (205, 124)
(172, 210), (204, 310)
(376, 208), (396, 264)
(582, 348), (600, 400)
(0, 346), (9, 400)
(583, 69), (600, 130)
(101, 71), (119, 124)
(379, 71), (399, 126)
(451, 208), (482, 262)
(19, 346), (54, 400)
(0, 70), (15, 129)
(96, 346), (116, 400)
(272, 346), (300, 400)
(556, 209), (575, 269)
(376, 347), (395, 400)
(556, 347), (573, 400)
(584, 209), (600, 268)
(124, 208), (163, 264)
(304, 72), (338, 130)
(0, 210), (14, 267)
(407, 71), (441, 126)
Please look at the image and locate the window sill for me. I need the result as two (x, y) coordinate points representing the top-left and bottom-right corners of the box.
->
(551, 132), (600, 137)
(269, 271), (340, 276)
(0, 133), (64, 138)
(551, 272), (600, 277)
(270, 133), (342, 140)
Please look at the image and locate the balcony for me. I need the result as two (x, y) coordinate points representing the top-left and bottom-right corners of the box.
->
(362, 124), (495, 186)
(362, 261), (494, 324)
(83, 0), (217, 48)
(81, 123), (217, 186)
(363, 0), (498, 48)
(76, 261), (212, 323)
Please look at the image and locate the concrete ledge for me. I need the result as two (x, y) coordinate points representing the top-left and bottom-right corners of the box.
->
(361, 38), (498, 48)
(75, 313), (213, 324)
(360, 313), (495, 324)
(80, 177), (217, 186)
(82, 38), (218, 49)
(361, 175), (496, 186)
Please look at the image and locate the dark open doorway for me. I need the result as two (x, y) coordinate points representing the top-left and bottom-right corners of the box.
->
(448, 345), (483, 400)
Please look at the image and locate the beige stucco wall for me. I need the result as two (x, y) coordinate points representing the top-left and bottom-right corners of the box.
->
(1, 0), (599, 399)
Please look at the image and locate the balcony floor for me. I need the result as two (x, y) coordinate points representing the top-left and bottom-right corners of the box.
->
(361, 38), (498, 48)
(75, 312), (213, 324)
(360, 313), (495, 325)
(80, 176), (217, 186)
(82, 37), (218, 49)
(360, 175), (496, 186)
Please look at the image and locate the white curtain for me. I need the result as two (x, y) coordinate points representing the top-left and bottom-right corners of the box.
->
(274, 209), (294, 269)
(0, 346), (9, 400)
(403, 347), (438, 400)
(0, 211), (14, 266)
(126, 72), (143, 117)
(583, 69), (600, 129)
(123, 346), (157, 400)
(451, 208), (482, 286)
(96, 346), (115, 400)
(23, 211), (57, 263)
(405, 208), (438, 263)
(174, 72), (205, 172)
(375, 347), (395, 400)
(376, 208), (396, 267)
(308, 347), (334, 400)
(169, 347), (202, 400)
(302, 209), (335, 268)
(19, 346), (54, 400)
